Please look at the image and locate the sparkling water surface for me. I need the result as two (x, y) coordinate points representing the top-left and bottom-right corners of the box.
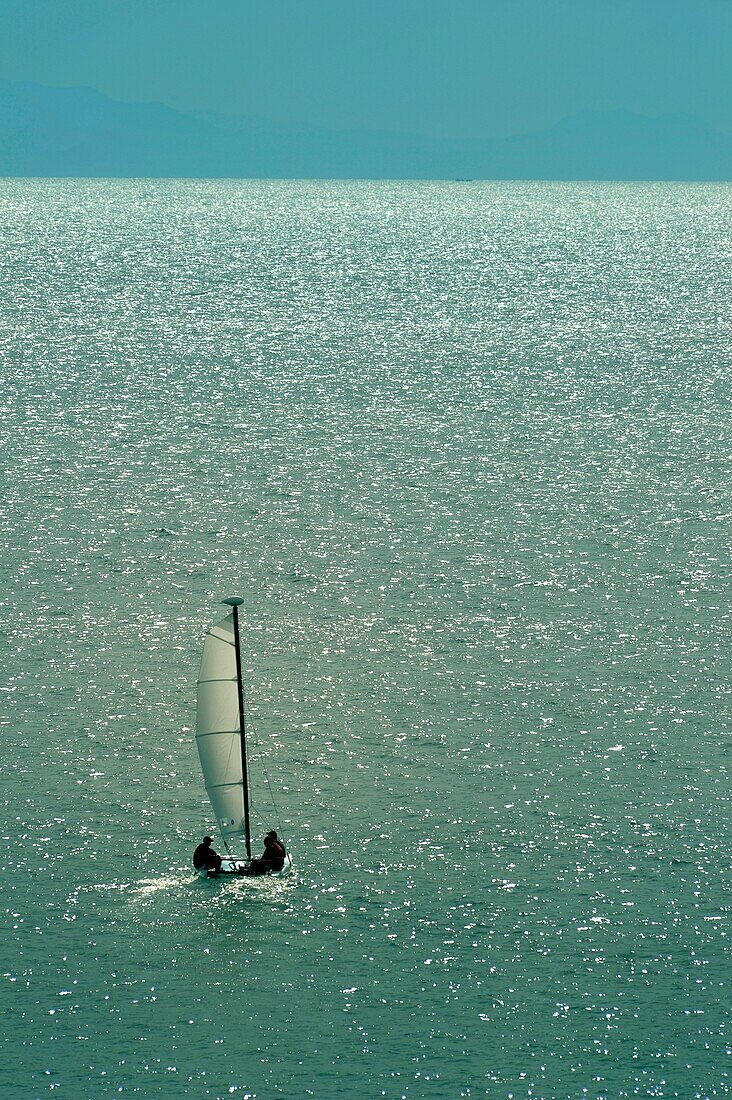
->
(0, 181), (730, 1099)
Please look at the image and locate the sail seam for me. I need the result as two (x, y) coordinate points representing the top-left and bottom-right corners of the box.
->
(195, 731), (239, 741)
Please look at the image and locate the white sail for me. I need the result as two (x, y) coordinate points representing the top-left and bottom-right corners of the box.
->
(196, 612), (247, 840)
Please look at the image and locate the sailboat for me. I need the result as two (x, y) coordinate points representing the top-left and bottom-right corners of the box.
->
(194, 596), (292, 877)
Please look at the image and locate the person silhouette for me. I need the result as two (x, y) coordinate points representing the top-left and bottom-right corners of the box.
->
(245, 831), (286, 875)
(193, 836), (223, 875)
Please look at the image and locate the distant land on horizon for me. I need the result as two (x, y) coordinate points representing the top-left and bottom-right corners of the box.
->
(1, 80), (730, 181)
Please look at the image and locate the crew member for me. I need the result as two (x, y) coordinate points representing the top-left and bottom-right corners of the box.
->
(245, 831), (287, 875)
(262, 831), (286, 872)
(193, 836), (223, 875)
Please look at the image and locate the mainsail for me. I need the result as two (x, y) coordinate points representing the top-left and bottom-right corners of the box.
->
(196, 610), (248, 843)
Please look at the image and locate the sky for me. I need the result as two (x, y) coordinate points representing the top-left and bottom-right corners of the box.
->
(0, 0), (726, 176)
(1, 1), (730, 176)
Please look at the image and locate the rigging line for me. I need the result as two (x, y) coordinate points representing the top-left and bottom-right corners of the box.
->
(262, 756), (284, 837)
(245, 703), (285, 839)
(249, 802), (269, 833)
(249, 794), (281, 848)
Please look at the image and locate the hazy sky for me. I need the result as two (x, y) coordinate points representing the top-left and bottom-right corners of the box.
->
(1, 0), (730, 140)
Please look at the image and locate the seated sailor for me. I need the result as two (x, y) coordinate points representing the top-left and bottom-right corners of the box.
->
(245, 831), (286, 875)
(262, 830), (286, 871)
(193, 836), (223, 875)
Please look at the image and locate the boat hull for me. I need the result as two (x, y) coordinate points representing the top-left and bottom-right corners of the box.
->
(197, 854), (293, 879)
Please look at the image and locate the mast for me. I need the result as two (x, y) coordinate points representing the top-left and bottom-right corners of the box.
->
(223, 596), (252, 860)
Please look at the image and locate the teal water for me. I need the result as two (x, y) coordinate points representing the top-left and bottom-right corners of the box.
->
(0, 181), (730, 1099)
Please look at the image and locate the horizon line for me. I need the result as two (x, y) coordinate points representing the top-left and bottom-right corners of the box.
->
(2, 175), (731, 184)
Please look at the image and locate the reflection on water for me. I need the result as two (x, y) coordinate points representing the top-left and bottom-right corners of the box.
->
(0, 180), (729, 1099)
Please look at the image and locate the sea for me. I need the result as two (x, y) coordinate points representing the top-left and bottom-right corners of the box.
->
(0, 180), (729, 1100)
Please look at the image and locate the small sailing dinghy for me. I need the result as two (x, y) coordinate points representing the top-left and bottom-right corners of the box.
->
(194, 596), (292, 878)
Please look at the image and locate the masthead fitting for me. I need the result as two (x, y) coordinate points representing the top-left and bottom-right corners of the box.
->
(221, 596), (245, 607)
